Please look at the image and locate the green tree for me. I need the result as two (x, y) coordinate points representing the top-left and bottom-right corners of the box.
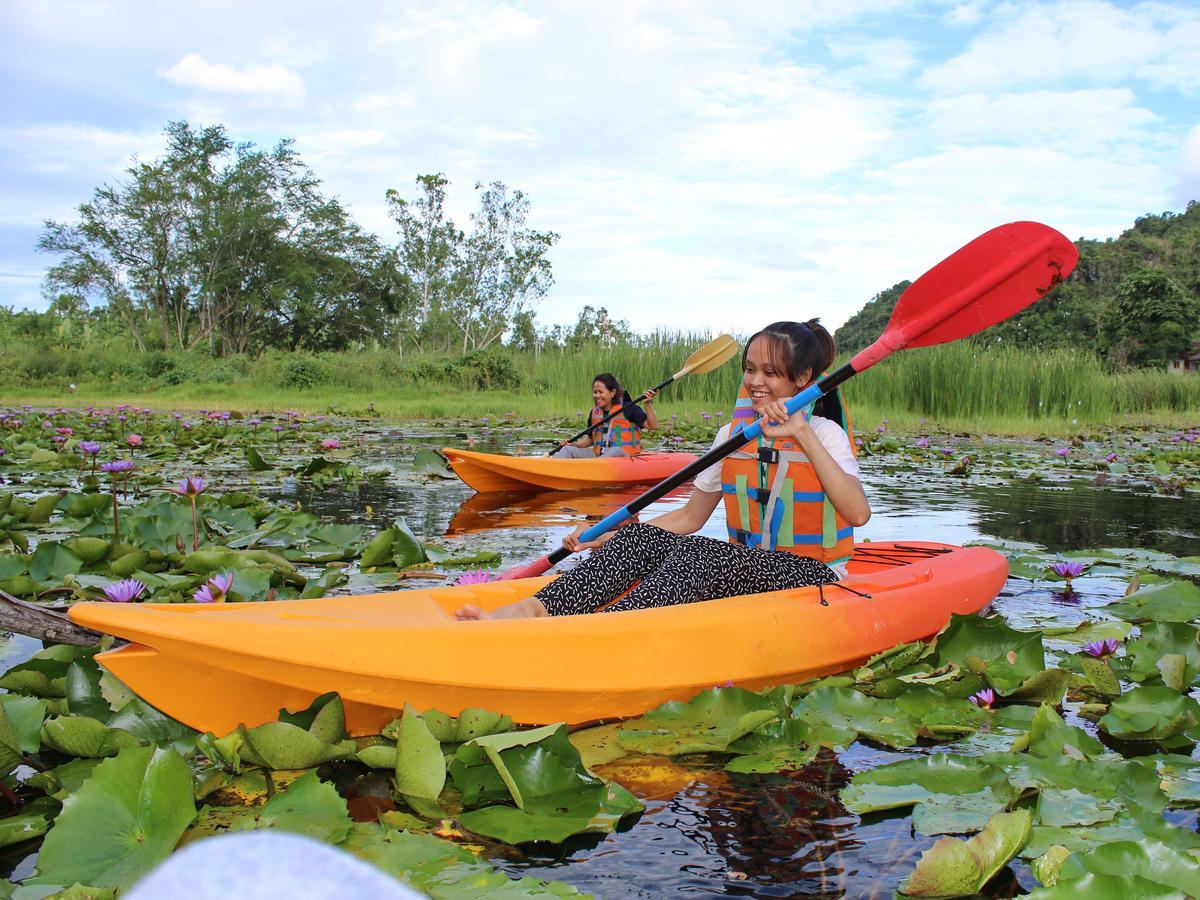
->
(1102, 268), (1200, 368)
(567, 305), (632, 348)
(386, 174), (460, 353)
(833, 282), (909, 354)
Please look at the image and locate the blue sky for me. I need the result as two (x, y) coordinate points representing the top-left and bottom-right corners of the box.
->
(2, 0), (1198, 332)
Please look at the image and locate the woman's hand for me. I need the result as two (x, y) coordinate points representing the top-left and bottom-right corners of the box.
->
(759, 398), (810, 441)
(563, 523), (614, 553)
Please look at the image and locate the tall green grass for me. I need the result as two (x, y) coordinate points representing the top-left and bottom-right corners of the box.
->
(4, 336), (1198, 433)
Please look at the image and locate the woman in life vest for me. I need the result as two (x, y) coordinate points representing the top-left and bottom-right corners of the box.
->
(458, 320), (870, 620)
(551, 373), (659, 458)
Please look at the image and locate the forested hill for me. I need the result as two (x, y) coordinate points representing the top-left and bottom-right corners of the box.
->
(834, 202), (1200, 368)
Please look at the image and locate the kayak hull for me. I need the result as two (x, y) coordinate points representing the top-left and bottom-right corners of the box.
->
(69, 542), (1007, 736)
(442, 448), (699, 492)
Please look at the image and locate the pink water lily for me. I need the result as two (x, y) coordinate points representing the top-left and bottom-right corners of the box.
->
(454, 569), (496, 585)
(194, 571), (234, 603)
(1084, 638), (1120, 658)
(321, 438), (340, 450)
(1054, 447), (1070, 457)
(968, 688), (996, 709)
(102, 579), (147, 603)
(127, 433), (143, 447)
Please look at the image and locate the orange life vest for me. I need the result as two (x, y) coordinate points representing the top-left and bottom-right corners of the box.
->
(589, 405), (643, 456)
(720, 385), (855, 564)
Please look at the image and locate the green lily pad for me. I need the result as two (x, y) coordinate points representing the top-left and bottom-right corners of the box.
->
(1126, 623), (1200, 686)
(237, 721), (356, 770)
(1027, 872), (1187, 898)
(1027, 704), (1107, 759)
(894, 687), (990, 740)
(1024, 814), (1200, 861)
(40, 716), (140, 758)
(900, 808), (1032, 897)
(106, 697), (197, 754)
(256, 770), (352, 844)
(394, 705), (445, 818)
(1050, 839), (1200, 898)
(617, 687), (778, 755)
(451, 724), (642, 844)
(417, 707), (514, 744)
(26, 746), (196, 890)
(0, 796), (60, 849)
(843, 754), (1014, 817)
(1104, 579), (1200, 624)
(794, 686), (917, 749)
(1098, 686), (1200, 743)
(65, 659), (110, 723)
(1035, 788), (1121, 827)
(1154, 754), (1200, 805)
(567, 724), (628, 769)
(1, 694), (46, 754)
(724, 717), (818, 773)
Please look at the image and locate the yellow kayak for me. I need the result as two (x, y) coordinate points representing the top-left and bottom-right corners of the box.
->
(442, 448), (699, 492)
(68, 542), (1007, 737)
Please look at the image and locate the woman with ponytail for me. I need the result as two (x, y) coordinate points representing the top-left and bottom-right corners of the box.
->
(458, 320), (871, 620)
(552, 373), (659, 458)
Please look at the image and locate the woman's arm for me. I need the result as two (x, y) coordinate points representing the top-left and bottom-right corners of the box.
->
(760, 402), (871, 527)
(642, 389), (659, 430)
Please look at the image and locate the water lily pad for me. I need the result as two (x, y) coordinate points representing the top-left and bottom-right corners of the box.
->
(1027, 704), (1106, 760)
(0, 796), (60, 848)
(1027, 871), (1186, 898)
(794, 686), (918, 749)
(27, 541), (84, 583)
(1023, 812), (1200, 860)
(256, 770), (352, 844)
(40, 716), (140, 758)
(451, 724), (642, 844)
(1154, 755), (1200, 805)
(417, 707), (514, 744)
(26, 746), (196, 890)
(65, 658), (110, 723)
(394, 705), (445, 818)
(725, 717), (818, 773)
(568, 723), (628, 769)
(843, 754), (1014, 817)
(106, 697), (197, 754)
(1034, 788), (1121, 827)
(1104, 578), (1200, 624)
(237, 721), (356, 770)
(1126, 622), (1200, 686)
(1098, 686), (1200, 743)
(618, 687), (778, 755)
(1042, 839), (1200, 898)
(900, 808), (1032, 897)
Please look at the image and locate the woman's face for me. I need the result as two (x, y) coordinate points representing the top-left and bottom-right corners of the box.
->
(593, 380), (618, 409)
(742, 337), (811, 414)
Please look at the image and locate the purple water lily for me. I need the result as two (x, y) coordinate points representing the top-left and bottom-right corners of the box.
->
(172, 476), (207, 550)
(1055, 447), (1070, 457)
(455, 569), (496, 586)
(1049, 560), (1087, 582)
(1106, 452), (1119, 463)
(915, 437), (930, 449)
(968, 688), (996, 709)
(79, 440), (101, 456)
(99, 459), (135, 474)
(194, 571), (234, 604)
(102, 579), (147, 603)
(100, 459), (135, 540)
(1083, 638), (1120, 658)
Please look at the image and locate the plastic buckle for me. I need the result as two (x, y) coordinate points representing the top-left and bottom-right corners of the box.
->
(758, 446), (780, 465)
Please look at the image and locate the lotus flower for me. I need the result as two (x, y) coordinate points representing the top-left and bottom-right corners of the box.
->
(194, 571), (234, 603)
(1049, 561), (1087, 583)
(127, 433), (143, 447)
(1084, 638), (1120, 658)
(173, 476), (207, 498)
(968, 688), (996, 709)
(454, 569), (496, 585)
(321, 438), (340, 450)
(102, 579), (147, 603)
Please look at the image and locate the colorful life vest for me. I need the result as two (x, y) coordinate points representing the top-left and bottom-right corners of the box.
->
(720, 384), (855, 564)
(589, 404), (643, 456)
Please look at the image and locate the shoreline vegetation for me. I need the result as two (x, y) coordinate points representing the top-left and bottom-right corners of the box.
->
(9, 340), (1200, 437)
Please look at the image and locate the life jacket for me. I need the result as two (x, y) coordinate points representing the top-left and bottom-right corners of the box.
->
(720, 384), (855, 564)
(589, 403), (643, 456)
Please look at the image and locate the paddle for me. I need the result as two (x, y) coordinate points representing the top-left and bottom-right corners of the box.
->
(498, 221), (1078, 581)
(550, 334), (740, 455)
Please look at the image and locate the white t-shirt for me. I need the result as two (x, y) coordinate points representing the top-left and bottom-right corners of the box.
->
(693, 417), (860, 494)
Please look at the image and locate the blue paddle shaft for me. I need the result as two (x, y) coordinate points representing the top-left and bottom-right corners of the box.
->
(544, 371), (845, 565)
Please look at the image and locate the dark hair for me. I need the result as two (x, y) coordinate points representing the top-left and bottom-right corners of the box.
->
(742, 320), (836, 385)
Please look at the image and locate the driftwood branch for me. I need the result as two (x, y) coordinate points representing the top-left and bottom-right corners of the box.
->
(0, 590), (103, 647)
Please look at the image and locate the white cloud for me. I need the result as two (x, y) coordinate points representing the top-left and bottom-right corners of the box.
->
(0, 124), (165, 178)
(161, 53), (304, 103)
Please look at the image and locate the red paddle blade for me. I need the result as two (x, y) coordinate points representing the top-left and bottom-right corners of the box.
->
(853, 222), (1077, 370)
(495, 556), (554, 581)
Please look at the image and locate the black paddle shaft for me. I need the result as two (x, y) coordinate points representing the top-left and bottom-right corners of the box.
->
(548, 374), (677, 455)
(543, 361), (857, 564)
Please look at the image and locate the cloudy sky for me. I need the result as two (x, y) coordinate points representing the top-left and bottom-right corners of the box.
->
(2, 0), (1198, 332)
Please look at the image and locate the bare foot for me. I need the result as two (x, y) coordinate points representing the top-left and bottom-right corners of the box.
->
(455, 597), (548, 621)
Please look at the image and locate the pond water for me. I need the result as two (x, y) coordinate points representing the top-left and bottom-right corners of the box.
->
(280, 426), (1199, 898)
(2, 418), (1198, 897)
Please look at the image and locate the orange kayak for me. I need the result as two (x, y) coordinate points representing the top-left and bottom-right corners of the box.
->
(442, 448), (699, 492)
(69, 542), (1006, 737)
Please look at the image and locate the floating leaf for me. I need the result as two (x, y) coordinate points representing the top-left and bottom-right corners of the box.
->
(617, 687), (777, 755)
(901, 808), (1032, 897)
(794, 686), (918, 749)
(1126, 623), (1200, 686)
(1104, 578), (1200, 624)
(0, 795), (60, 848)
(237, 722), (355, 770)
(256, 770), (352, 844)
(1098, 686), (1200, 743)
(1042, 839), (1200, 898)
(26, 746), (196, 890)
(417, 707), (514, 744)
(394, 705), (445, 818)
(40, 716), (140, 758)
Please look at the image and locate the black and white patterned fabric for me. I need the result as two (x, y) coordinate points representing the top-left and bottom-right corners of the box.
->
(534, 522), (837, 616)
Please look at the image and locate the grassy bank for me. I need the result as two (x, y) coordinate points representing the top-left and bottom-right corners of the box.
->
(4, 340), (1198, 436)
